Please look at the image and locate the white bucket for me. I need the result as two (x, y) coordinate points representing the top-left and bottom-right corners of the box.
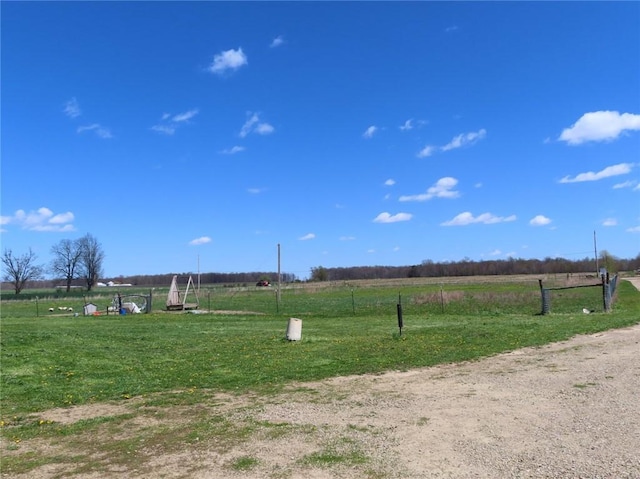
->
(286, 318), (302, 341)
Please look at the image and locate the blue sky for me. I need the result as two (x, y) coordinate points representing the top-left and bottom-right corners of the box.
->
(2, 2), (639, 280)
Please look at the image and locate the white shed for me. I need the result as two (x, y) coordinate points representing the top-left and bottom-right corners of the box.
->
(83, 303), (98, 316)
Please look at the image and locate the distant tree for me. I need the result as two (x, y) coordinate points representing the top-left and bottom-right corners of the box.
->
(598, 250), (618, 274)
(310, 266), (329, 282)
(78, 234), (105, 291)
(49, 238), (83, 292)
(1, 248), (44, 294)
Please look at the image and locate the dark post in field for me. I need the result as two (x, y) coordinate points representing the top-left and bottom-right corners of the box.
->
(397, 293), (403, 336)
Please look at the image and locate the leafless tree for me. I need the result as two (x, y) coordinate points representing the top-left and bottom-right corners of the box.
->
(1, 248), (44, 294)
(49, 239), (84, 292)
(78, 234), (105, 291)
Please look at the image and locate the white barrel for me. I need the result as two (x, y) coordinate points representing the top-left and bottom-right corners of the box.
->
(286, 318), (302, 341)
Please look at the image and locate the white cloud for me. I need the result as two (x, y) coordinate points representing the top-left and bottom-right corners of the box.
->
(384, 179), (395, 186)
(559, 163), (633, 183)
(340, 236), (356, 241)
(152, 109), (199, 135)
(270, 35), (284, 48)
(172, 109), (199, 123)
(442, 211), (516, 226)
(626, 226), (640, 233)
(373, 212), (413, 223)
(64, 98), (81, 118)
(255, 122), (275, 135)
(489, 249), (502, 256)
(151, 125), (176, 135)
(399, 177), (460, 202)
(558, 111), (640, 145)
(399, 119), (413, 131)
(208, 47), (248, 75)
(77, 124), (112, 139)
(221, 146), (245, 154)
(417, 145), (436, 158)
(189, 236), (212, 246)
(299, 233), (316, 240)
(529, 215), (551, 226)
(2, 207), (75, 232)
(239, 112), (274, 138)
(602, 218), (617, 227)
(49, 212), (75, 224)
(363, 126), (378, 139)
(441, 129), (486, 151)
(445, 25), (459, 33)
(613, 180), (637, 189)
(247, 188), (266, 194)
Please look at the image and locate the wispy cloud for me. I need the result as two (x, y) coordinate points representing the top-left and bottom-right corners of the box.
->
(441, 129), (487, 151)
(363, 125), (378, 139)
(340, 236), (356, 241)
(151, 109), (199, 135)
(64, 97), (81, 118)
(399, 119), (413, 131)
(445, 25), (459, 33)
(189, 236), (212, 246)
(529, 215), (551, 226)
(299, 233), (316, 241)
(627, 226), (640, 233)
(221, 146), (245, 155)
(270, 35), (284, 48)
(1, 207), (75, 232)
(77, 124), (112, 139)
(384, 179), (396, 186)
(172, 109), (199, 123)
(247, 188), (266, 194)
(558, 111), (640, 145)
(151, 125), (176, 135)
(602, 218), (617, 227)
(417, 145), (436, 158)
(208, 47), (248, 75)
(399, 177), (460, 202)
(559, 163), (633, 183)
(441, 211), (516, 226)
(239, 112), (274, 138)
(373, 212), (413, 223)
(613, 180), (638, 190)
(417, 129), (486, 158)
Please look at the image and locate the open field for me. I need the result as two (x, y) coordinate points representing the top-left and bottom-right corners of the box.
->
(1, 276), (639, 478)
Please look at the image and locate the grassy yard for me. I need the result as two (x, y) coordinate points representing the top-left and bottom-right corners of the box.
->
(1, 276), (638, 477)
(2, 276), (638, 418)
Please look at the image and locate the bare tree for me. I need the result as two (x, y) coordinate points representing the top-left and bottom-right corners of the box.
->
(1, 248), (44, 294)
(78, 234), (105, 291)
(50, 239), (83, 292)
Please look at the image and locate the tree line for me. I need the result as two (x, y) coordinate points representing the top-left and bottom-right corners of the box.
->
(3, 236), (639, 294)
(1, 234), (105, 294)
(309, 252), (640, 282)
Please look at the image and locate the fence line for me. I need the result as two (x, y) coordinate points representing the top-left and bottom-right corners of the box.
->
(539, 274), (619, 314)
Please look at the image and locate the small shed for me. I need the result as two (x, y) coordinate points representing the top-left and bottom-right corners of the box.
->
(83, 303), (98, 316)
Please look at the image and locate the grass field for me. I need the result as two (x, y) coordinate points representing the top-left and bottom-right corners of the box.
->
(2, 275), (638, 414)
(1, 275), (639, 476)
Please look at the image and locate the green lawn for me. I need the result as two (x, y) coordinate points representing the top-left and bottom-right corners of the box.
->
(2, 277), (638, 418)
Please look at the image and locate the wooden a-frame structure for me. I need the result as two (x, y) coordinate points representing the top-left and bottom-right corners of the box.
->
(166, 275), (199, 311)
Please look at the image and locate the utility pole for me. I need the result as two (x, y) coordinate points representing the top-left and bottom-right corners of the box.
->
(594, 230), (599, 275)
(277, 243), (282, 307)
